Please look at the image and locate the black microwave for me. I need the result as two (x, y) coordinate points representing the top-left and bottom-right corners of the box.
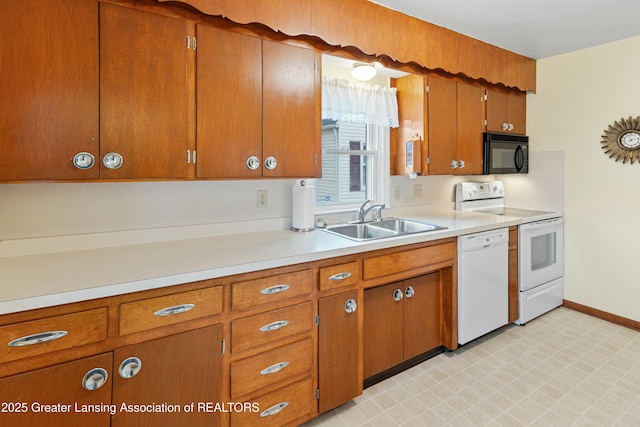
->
(483, 132), (528, 174)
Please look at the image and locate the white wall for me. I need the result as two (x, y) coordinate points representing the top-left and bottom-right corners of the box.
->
(528, 35), (640, 322)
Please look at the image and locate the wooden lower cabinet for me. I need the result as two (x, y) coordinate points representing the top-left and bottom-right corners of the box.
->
(0, 353), (113, 427)
(318, 290), (361, 413)
(230, 377), (314, 426)
(112, 325), (222, 427)
(363, 272), (442, 379)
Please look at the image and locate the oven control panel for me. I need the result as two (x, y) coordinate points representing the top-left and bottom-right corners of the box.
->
(456, 181), (504, 202)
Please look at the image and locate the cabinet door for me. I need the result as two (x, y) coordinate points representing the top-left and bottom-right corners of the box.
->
(507, 92), (526, 135)
(196, 25), (263, 178)
(0, 0), (99, 180)
(363, 283), (404, 379)
(112, 326), (222, 427)
(318, 290), (360, 413)
(403, 273), (442, 359)
(457, 82), (485, 175)
(486, 89), (526, 135)
(426, 75), (457, 175)
(262, 40), (321, 178)
(100, 4), (190, 179)
(0, 353), (112, 427)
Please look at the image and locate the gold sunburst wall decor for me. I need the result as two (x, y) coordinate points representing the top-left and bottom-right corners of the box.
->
(601, 116), (640, 164)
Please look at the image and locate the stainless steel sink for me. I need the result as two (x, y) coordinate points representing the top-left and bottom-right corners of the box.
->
(322, 223), (399, 241)
(321, 218), (446, 241)
(372, 218), (446, 234)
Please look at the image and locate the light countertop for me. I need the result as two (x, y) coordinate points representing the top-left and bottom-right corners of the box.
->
(0, 206), (523, 315)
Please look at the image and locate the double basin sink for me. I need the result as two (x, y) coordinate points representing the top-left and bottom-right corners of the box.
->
(321, 218), (446, 242)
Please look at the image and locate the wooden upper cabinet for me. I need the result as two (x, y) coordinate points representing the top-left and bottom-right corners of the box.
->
(99, 3), (190, 179)
(0, 0), (99, 181)
(427, 75), (484, 175)
(196, 34), (319, 178)
(426, 76), (458, 175)
(456, 82), (485, 175)
(196, 26), (263, 178)
(393, 74), (425, 176)
(486, 89), (527, 135)
(262, 40), (321, 178)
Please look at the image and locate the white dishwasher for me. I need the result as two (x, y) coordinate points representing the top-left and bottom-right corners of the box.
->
(457, 228), (509, 345)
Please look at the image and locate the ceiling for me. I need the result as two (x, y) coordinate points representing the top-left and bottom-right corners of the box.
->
(370, 0), (640, 59)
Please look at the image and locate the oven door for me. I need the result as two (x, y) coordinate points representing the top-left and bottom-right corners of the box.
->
(519, 218), (564, 291)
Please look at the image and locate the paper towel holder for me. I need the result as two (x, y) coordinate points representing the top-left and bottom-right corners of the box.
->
(291, 180), (315, 232)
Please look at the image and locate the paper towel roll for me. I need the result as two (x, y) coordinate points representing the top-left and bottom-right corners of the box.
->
(291, 181), (315, 232)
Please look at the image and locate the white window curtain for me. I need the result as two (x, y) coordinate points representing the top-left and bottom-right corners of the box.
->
(322, 77), (399, 128)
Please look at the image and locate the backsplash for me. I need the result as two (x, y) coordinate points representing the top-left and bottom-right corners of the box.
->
(0, 152), (563, 245)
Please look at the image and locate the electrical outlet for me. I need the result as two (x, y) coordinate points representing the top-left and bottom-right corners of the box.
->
(257, 190), (268, 208)
(413, 184), (422, 198)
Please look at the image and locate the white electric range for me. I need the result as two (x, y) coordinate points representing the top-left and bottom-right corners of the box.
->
(456, 181), (564, 325)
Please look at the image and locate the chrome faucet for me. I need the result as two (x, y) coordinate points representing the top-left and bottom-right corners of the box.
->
(357, 200), (386, 222)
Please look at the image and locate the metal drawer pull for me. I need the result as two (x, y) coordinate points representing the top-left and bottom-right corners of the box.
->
(260, 402), (289, 418)
(329, 272), (352, 281)
(260, 361), (290, 376)
(8, 331), (68, 347)
(260, 284), (290, 295)
(118, 357), (142, 379)
(82, 368), (108, 391)
(393, 288), (404, 302)
(259, 320), (289, 332)
(154, 304), (195, 317)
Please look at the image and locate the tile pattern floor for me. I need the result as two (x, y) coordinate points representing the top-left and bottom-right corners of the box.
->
(304, 307), (640, 426)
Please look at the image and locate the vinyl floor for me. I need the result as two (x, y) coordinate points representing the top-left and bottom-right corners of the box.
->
(303, 307), (640, 426)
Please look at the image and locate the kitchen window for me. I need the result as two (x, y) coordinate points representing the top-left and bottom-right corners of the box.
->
(316, 73), (397, 210)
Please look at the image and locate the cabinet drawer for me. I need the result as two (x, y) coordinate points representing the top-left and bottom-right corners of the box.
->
(319, 261), (361, 291)
(231, 269), (313, 310)
(231, 302), (313, 354)
(231, 338), (312, 399)
(119, 286), (223, 335)
(0, 308), (107, 363)
(231, 377), (314, 427)
(363, 242), (456, 280)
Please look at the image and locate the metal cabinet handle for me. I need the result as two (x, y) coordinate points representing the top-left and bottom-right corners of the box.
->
(103, 152), (123, 169)
(502, 122), (510, 131)
(82, 368), (108, 391)
(260, 361), (290, 376)
(458, 160), (465, 169)
(329, 272), (352, 281)
(405, 286), (415, 299)
(259, 320), (289, 332)
(153, 304), (195, 317)
(260, 402), (289, 418)
(450, 160), (458, 169)
(264, 156), (278, 170)
(8, 331), (68, 347)
(344, 298), (357, 313)
(73, 152), (95, 170)
(393, 288), (404, 302)
(260, 284), (290, 295)
(247, 156), (260, 170)
(118, 357), (142, 379)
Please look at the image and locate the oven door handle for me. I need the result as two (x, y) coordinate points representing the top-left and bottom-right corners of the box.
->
(520, 218), (564, 231)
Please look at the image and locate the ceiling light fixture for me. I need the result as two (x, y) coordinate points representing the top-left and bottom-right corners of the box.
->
(351, 62), (377, 81)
